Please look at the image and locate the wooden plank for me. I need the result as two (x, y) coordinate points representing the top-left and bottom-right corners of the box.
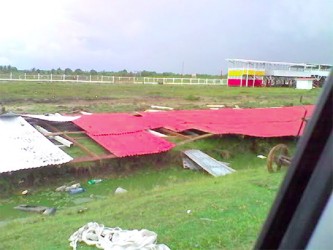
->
(158, 128), (191, 139)
(71, 154), (117, 163)
(40, 122), (98, 158)
(176, 133), (214, 146)
(45, 131), (85, 136)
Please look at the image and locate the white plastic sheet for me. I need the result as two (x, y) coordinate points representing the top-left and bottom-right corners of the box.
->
(69, 222), (170, 250)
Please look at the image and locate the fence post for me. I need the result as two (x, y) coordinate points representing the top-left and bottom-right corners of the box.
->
(24, 73), (26, 80)
(101, 75), (103, 82)
(10, 72), (12, 80)
(89, 75), (92, 82)
(50, 74), (52, 82)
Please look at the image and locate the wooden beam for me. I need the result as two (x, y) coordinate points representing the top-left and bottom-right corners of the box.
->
(158, 128), (191, 139)
(176, 133), (214, 146)
(40, 122), (98, 157)
(45, 131), (85, 136)
(71, 154), (117, 163)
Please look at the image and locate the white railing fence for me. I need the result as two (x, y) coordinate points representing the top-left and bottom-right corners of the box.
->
(0, 73), (227, 85)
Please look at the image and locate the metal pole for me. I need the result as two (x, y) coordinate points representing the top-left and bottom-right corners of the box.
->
(246, 64), (249, 87)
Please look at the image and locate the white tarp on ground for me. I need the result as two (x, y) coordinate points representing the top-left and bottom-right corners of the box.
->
(0, 116), (72, 173)
(23, 113), (80, 122)
(69, 222), (170, 250)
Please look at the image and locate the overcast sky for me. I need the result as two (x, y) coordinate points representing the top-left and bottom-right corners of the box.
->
(0, 0), (332, 74)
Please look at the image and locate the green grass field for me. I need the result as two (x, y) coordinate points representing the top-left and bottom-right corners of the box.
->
(0, 166), (286, 249)
(0, 81), (320, 113)
(0, 82), (321, 249)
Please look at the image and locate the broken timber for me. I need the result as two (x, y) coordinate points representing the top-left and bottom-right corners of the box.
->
(40, 121), (99, 158)
(176, 133), (214, 146)
(182, 149), (235, 177)
(158, 128), (191, 139)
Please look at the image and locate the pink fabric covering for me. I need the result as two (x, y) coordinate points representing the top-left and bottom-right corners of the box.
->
(73, 105), (314, 157)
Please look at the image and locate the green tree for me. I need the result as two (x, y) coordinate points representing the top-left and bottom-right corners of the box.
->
(90, 69), (98, 75)
(56, 68), (63, 74)
(64, 68), (73, 75)
(74, 69), (83, 74)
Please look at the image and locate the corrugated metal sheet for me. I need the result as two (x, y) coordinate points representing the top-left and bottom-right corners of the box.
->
(87, 131), (175, 157)
(74, 105), (314, 137)
(182, 150), (235, 177)
(0, 116), (72, 173)
(73, 106), (314, 157)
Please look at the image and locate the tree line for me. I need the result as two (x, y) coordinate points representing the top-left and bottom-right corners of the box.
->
(0, 65), (225, 78)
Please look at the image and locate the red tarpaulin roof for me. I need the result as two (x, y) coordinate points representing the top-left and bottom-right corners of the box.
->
(73, 105), (314, 157)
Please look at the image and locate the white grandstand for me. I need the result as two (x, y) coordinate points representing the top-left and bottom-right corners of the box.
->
(226, 59), (332, 87)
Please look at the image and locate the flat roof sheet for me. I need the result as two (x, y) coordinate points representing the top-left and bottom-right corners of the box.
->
(182, 149), (235, 177)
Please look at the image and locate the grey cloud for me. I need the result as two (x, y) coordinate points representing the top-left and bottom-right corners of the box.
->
(1, 0), (332, 73)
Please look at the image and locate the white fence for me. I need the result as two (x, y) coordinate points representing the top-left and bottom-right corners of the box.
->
(0, 73), (227, 85)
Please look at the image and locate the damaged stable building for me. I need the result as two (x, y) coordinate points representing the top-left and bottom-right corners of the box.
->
(0, 105), (314, 174)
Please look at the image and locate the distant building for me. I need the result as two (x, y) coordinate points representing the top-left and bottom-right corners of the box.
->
(226, 59), (332, 87)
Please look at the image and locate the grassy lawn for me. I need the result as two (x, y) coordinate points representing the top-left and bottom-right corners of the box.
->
(0, 81), (321, 113)
(0, 137), (295, 249)
(0, 166), (287, 250)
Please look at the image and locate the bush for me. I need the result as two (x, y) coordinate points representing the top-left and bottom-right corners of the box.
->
(185, 95), (200, 101)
